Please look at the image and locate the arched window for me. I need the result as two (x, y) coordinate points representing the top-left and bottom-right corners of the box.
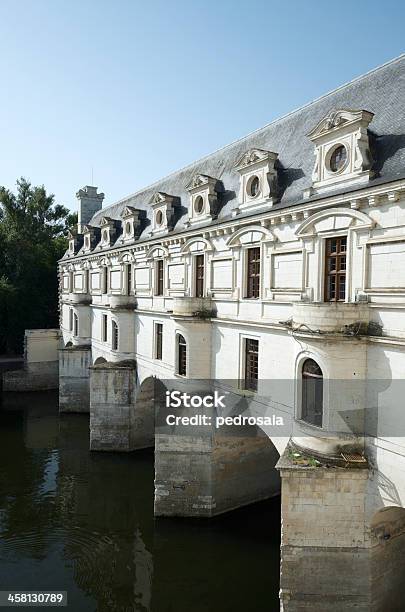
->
(178, 334), (187, 376)
(301, 359), (323, 427)
(73, 313), (79, 337)
(112, 320), (119, 351)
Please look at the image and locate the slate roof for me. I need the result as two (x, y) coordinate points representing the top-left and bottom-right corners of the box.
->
(90, 54), (405, 240)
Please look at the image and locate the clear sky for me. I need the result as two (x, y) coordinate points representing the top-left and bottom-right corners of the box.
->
(1, 0), (404, 212)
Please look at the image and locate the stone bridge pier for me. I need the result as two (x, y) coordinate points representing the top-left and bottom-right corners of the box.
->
(89, 360), (155, 452)
(88, 362), (282, 516)
(59, 345), (92, 413)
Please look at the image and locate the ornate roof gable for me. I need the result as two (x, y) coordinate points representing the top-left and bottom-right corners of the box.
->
(308, 109), (374, 141)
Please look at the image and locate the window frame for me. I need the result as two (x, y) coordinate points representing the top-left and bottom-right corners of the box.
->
(154, 322), (163, 360)
(126, 263), (132, 296)
(111, 320), (119, 351)
(102, 266), (108, 294)
(324, 236), (347, 302)
(243, 337), (259, 392)
(300, 358), (324, 428)
(194, 253), (205, 298)
(177, 333), (187, 377)
(245, 246), (261, 299)
(102, 314), (108, 343)
(73, 313), (79, 337)
(155, 259), (164, 296)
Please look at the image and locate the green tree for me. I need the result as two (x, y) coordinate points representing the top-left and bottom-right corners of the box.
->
(0, 178), (77, 354)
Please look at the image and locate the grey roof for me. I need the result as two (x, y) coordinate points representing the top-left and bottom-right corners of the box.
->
(90, 55), (405, 239)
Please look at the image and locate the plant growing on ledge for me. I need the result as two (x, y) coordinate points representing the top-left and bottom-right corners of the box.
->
(0, 178), (77, 354)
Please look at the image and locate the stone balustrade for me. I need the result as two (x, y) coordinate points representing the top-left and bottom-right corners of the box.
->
(109, 295), (137, 310)
(171, 296), (214, 317)
(292, 301), (370, 334)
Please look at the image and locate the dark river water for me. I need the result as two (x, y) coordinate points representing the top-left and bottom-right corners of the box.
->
(0, 391), (280, 612)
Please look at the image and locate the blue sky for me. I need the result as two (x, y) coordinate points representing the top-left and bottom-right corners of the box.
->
(1, 0), (404, 212)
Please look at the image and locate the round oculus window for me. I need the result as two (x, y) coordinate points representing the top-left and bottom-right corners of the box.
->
(247, 175), (260, 198)
(194, 195), (204, 215)
(156, 210), (163, 226)
(328, 145), (347, 173)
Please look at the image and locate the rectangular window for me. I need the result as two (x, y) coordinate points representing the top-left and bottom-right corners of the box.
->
(73, 313), (79, 337)
(244, 338), (259, 391)
(325, 237), (346, 301)
(195, 254), (204, 298)
(178, 335), (187, 377)
(155, 323), (163, 360)
(69, 309), (73, 332)
(246, 247), (260, 298)
(102, 267), (108, 294)
(127, 264), (132, 296)
(102, 314), (108, 342)
(156, 260), (164, 296)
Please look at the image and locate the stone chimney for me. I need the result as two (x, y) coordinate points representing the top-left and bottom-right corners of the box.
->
(76, 186), (105, 233)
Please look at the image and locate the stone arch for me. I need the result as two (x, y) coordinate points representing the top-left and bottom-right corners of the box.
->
(146, 245), (169, 260)
(180, 236), (214, 254)
(93, 356), (106, 365)
(65, 341), (73, 348)
(117, 251), (134, 263)
(295, 207), (374, 237)
(226, 224), (275, 248)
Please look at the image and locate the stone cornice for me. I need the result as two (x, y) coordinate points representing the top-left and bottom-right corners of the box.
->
(59, 177), (405, 267)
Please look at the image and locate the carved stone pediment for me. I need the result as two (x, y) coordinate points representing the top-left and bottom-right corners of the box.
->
(234, 148), (278, 171)
(122, 205), (138, 218)
(151, 191), (176, 205)
(308, 109), (374, 141)
(186, 174), (217, 191)
(100, 216), (114, 227)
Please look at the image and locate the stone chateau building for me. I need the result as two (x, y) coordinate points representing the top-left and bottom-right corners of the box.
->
(58, 56), (405, 610)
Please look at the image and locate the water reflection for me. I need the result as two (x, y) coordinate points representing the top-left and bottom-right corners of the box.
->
(0, 392), (280, 611)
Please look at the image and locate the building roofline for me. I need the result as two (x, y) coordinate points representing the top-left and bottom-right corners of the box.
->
(98, 53), (405, 213)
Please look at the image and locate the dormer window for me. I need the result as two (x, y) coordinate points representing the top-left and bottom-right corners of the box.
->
(150, 192), (178, 236)
(305, 109), (374, 198)
(81, 225), (100, 253)
(66, 229), (83, 256)
(185, 174), (220, 226)
(98, 216), (120, 248)
(234, 149), (278, 214)
(120, 206), (143, 243)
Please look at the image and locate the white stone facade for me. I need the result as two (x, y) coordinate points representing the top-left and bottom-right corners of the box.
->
(59, 57), (405, 609)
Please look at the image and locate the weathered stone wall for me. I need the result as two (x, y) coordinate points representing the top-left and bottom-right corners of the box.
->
(278, 454), (371, 611)
(155, 427), (280, 517)
(3, 329), (60, 391)
(59, 346), (91, 412)
(90, 361), (154, 452)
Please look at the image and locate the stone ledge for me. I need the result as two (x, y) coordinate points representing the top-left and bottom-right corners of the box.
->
(277, 443), (369, 472)
(90, 359), (137, 370)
